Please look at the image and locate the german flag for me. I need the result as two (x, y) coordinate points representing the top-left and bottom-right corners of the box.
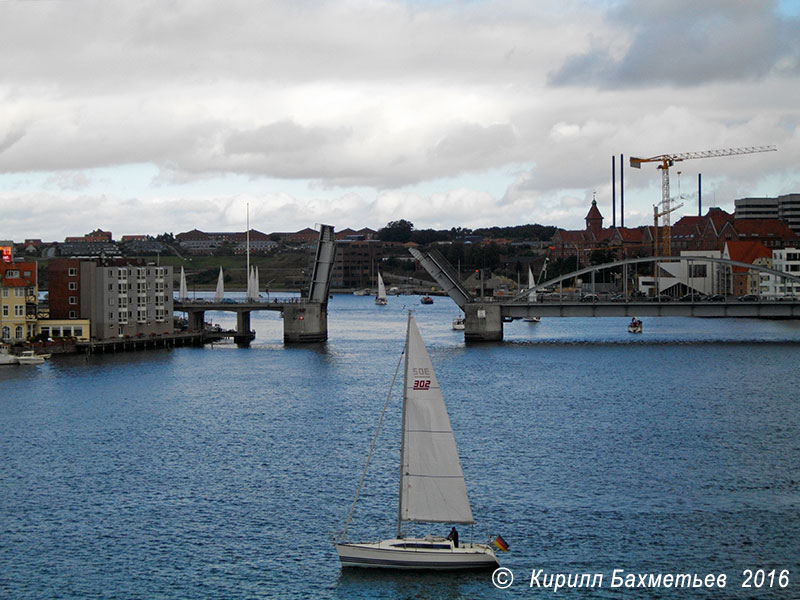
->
(493, 535), (509, 552)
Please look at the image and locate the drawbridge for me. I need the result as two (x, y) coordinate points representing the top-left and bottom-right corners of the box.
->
(409, 248), (800, 342)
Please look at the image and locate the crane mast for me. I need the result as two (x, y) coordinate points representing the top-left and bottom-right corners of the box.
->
(630, 145), (777, 256)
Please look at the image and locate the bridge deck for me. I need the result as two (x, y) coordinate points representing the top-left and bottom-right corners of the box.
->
(499, 299), (800, 319)
(174, 299), (305, 312)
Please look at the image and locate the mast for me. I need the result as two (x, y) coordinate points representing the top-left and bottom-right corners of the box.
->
(246, 202), (250, 297)
(397, 311), (411, 538)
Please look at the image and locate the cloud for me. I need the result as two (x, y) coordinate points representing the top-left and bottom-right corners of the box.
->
(549, 0), (800, 87)
(0, 0), (798, 240)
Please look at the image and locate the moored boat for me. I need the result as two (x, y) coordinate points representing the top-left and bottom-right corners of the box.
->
(17, 350), (45, 365)
(420, 296), (433, 305)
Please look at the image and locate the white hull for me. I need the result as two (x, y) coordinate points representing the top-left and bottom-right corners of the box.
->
(523, 317), (541, 323)
(0, 353), (19, 365)
(452, 318), (465, 330)
(17, 357), (45, 365)
(336, 537), (498, 569)
(375, 298), (387, 305)
(628, 325), (643, 334)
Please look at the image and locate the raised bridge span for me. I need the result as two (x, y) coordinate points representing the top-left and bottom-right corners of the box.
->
(175, 225), (336, 344)
(410, 249), (800, 341)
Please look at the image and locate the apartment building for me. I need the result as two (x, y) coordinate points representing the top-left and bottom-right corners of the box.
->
(48, 259), (173, 340)
(0, 260), (38, 342)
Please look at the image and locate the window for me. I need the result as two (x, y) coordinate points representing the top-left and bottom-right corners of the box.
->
(108, 312), (114, 320)
(51, 327), (62, 337)
(68, 268), (77, 276)
(73, 327), (83, 336)
(14, 288), (24, 297)
(14, 305), (24, 317)
(69, 296), (77, 305)
(6, 270), (19, 278)
(15, 326), (22, 339)
(40, 327), (50, 336)
(68, 282), (77, 290)
(69, 311), (77, 319)
(1, 326), (9, 339)
(689, 264), (707, 278)
(1, 288), (7, 297)
(2, 305), (7, 316)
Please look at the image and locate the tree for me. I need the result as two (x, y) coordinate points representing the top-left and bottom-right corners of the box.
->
(378, 219), (414, 242)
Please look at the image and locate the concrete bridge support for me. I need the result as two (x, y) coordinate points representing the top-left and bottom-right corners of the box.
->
(234, 310), (254, 346)
(188, 310), (205, 332)
(283, 303), (327, 343)
(464, 303), (503, 342)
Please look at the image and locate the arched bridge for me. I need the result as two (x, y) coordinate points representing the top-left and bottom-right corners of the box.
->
(410, 249), (800, 341)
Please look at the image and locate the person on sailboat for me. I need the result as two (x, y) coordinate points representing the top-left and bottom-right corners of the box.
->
(447, 527), (459, 548)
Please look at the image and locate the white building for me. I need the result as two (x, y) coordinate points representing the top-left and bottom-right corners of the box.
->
(764, 248), (800, 298)
(638, 250), (723, 296)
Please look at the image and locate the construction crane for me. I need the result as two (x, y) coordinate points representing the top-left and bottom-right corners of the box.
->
(630, 145), (777, 256)
(653, 200), (683, 258)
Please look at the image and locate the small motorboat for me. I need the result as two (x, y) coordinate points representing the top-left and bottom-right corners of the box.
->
(17, 350), (45, 365)
(628, 318), (643, 334)
(0, 345), (19, 365)
(420, 296), (434, 305)
(452, 316), (465, 330)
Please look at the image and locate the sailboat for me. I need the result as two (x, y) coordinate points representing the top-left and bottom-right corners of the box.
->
(523, 266), (541, 323)
(375, 272), (388, 305)
(179, 266), (188, 301)
(215, 267), (225, 302)
(335, 314), (500, 569)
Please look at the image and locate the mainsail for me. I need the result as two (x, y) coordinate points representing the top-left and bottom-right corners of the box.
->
(215, 266), (224, 302)
(398, 316), (474, 527)
(527, 267), (536, 302)
(377, 272), (387, 302)
(179, 266), (188, 300)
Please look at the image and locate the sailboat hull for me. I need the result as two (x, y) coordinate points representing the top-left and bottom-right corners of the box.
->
(336, 538), (499, 569)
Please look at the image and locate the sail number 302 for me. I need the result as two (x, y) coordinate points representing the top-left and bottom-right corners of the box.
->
(742, 569), (789, 589)
(413, 379), (431, 390)
(412, 368), (431, 390)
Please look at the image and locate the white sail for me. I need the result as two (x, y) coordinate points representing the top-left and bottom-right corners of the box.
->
(179, 266), (188, 300)
(399, 316), (474, 525)
(376, 272), (387, 304)
(527, 267), (536, 302)
(215, 266), (224, 302)
(254, 266), (260, 300)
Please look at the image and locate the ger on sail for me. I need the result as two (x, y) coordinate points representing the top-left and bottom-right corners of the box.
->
(335, 313), (500, 569)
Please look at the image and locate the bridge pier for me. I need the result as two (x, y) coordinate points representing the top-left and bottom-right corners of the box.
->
(464, 303), (503, 342)
(234, 310), (254, 346)
(188, 310), (205, 332)
(283, 303), (327, 343)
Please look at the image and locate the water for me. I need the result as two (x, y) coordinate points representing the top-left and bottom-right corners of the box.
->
(2, 294), (799, 599)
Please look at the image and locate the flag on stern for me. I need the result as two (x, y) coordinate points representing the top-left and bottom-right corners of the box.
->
(493, 535), (509, 552)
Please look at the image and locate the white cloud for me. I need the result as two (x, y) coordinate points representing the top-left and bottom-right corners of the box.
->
(0, 0), (798, 240)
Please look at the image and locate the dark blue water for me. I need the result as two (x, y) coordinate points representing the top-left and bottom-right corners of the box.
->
(2, 294), (799, 598)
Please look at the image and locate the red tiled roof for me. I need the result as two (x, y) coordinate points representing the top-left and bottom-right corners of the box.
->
(733, 219), (799, 240)
(0, 261), (37, 287)
(725, 240), (771, 272)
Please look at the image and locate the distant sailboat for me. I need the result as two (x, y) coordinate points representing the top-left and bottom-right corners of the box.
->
(179, 266), (188, 300)
(523, 266), (541, 323)
(215, 266), (225, 302)
(375, 272), (388, 305)
(335, 313), (501, 569)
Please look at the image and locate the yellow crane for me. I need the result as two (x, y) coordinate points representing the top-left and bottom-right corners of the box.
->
(630, 145), (777, 256)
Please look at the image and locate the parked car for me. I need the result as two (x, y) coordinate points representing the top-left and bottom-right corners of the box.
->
(678, 293), (705, 302)
(649, 294), (672, 302)
(580, 293), (599, 302)
(737, 294), (759, 302)
(609, 293), (626, 302)
(630, 291), (647, 299)
(705, 294), (726, 302)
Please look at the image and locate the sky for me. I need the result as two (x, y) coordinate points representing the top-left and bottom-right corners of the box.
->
(1, 0), (799, 241)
